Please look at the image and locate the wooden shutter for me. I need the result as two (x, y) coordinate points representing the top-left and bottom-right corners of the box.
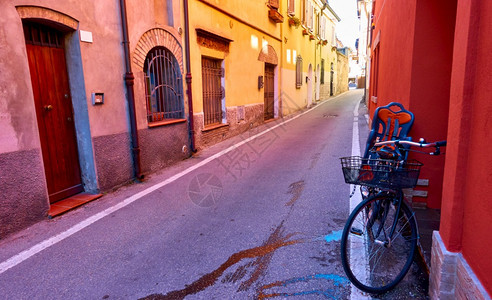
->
(288, 0), (295, 15)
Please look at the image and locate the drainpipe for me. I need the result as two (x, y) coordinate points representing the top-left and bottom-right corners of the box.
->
(184, 0), (196, 152)
(119, 0), (144, 180)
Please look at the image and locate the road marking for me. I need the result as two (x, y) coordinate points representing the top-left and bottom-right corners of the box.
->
(0, 93), (345, 275)
(350, 100), (371, 300)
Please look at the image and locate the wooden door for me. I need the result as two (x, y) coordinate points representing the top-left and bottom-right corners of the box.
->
(330, 63), (334, 96)
(24, 22), (83, 203)
(264, 64), (275, 120)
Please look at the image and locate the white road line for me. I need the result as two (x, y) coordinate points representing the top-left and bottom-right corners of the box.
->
(350, 100), (371, 300)
(0, 93), (345, 275)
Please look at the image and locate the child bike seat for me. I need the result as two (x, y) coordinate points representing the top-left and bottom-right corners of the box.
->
(363, 102), (414, 160)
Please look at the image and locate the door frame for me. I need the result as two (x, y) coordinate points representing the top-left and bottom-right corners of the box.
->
(264, 63), (276, 120)
(307, 64), (313, 107)
(20, 10), (98, 198)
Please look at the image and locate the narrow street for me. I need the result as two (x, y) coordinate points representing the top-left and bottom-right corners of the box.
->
(0, 90), (426, 299)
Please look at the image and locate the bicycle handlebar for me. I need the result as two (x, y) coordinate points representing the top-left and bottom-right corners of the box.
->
(373, 139), (447, 155)
(374, 140), (447, 148)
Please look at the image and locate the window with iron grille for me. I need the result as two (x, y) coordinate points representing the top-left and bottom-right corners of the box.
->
(144, 47), (184, 123)
(296, 55), (303, 88)
(201, 57), (223, 126)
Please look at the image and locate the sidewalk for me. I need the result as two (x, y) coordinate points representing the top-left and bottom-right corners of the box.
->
(414, 207), (441, 274)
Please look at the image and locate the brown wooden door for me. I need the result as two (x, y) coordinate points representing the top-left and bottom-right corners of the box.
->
(264, 64), (275, 120)
(24, 22), (83, 203)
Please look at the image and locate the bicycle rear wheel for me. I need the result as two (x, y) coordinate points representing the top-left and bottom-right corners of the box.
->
(340, 194), (418, 294)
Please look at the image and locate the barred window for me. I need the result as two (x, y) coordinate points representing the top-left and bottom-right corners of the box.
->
(144, 47), (184, 123)
(202, 57), (224, 126)
(296, 55), (303, 88)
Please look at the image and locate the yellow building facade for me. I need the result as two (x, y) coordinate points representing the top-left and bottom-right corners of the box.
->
(186, 0), (343, 149)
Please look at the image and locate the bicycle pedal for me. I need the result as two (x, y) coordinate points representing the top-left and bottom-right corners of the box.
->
(350, 227), (363, 236)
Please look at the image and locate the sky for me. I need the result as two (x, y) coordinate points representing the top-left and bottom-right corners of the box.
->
(328, 0), (359, 49)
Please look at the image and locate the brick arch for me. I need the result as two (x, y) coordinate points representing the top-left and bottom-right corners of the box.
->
(133, 28), (183, 73)
(258, 45), (278, 65)
(16, 6), (78, 31)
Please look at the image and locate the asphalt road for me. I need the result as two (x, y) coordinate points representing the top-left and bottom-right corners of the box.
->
(0, 90), (427, 299)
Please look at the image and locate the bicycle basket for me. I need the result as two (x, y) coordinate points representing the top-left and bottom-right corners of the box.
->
(340, 156), (423, 189)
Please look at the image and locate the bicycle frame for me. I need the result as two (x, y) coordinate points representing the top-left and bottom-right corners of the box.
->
(369, 190), (407, 246)
(364, 139), (446, 243)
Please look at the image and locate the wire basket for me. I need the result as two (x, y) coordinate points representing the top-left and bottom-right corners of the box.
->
(340, 156), (423, 189)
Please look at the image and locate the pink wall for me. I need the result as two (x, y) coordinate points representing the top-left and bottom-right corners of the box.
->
(441, 0), (492, 294)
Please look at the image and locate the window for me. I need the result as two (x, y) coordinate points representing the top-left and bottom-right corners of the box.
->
(288, 0), (295, 15)
(331, 25), (336, 46)
(308, 2), (314, 30)
(370, 45), (380, 103)
(201, 57), (224, 126)
(269, 0), (279, 9)
(320, 16), (327, 40)
(302, 0), (315, 30)
(321, 59), (325, 84)
(23, 21), (63, 48)
(296, 55), (303, 88)
(301, 0), (309, 26)
(144, 47), (184, 123)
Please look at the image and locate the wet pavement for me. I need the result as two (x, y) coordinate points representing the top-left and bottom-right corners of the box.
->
(0, 90), (430, 299)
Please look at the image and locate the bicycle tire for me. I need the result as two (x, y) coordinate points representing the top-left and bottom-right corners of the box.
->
(340, 194), (418, 294)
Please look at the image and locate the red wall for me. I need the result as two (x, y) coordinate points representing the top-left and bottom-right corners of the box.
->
(368, 0), (416, 116)
(369, 0), (456, 209)
(440, 0), (492, 294)
(407, 0), (456, 208)
(371, 0), (492, 293)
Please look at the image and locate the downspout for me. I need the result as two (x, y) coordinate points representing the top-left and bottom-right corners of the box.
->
(184, 0), (196, 152)
(279, 5), (284, 118)
(119, 0), (144, 179)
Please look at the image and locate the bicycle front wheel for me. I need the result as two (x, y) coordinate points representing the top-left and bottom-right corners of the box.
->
(340, 194), (418, 294)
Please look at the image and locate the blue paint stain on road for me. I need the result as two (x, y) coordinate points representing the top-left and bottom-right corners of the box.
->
(314, 273), (350, 286)
(323, 230), (343, 243)
(258, 273), (350, 299)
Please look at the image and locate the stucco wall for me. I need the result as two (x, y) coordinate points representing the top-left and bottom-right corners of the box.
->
(0, 0), (191, 237)
(368, 0), (454, 209)
(440, 0), (492, 294)
(336, 52), (348, 95)
(368, 0), (417, 116)
(0, 149), (48, 238)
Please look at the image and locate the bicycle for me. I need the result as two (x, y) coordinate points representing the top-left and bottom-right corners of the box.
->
(339, 138), (446, 294)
